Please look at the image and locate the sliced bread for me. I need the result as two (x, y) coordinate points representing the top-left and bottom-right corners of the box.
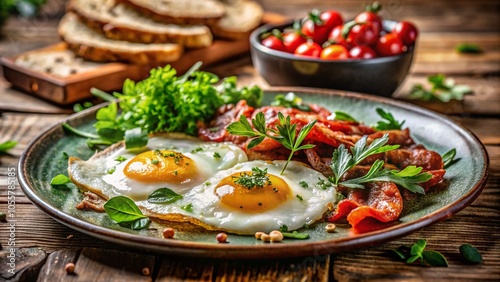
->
(67, 0), (213, 48)
(117, 0), (226, 26)
(58, 13), (183, 65)
(212, 0), (264, 40)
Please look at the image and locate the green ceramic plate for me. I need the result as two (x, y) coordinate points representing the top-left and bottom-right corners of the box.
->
(18, 87), (489, 259)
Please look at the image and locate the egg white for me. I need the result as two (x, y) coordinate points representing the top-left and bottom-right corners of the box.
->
(68, 133), (247, 200)
(138, 160), (336, 234)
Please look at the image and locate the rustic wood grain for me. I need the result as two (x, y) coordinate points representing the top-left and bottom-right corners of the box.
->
(0, 248), (47, 282)
(37, 249), (79, 282)
(155, 256), (214, 282)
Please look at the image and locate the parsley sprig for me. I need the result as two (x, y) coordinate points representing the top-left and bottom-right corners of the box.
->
(227, 112), (317, 174)
(409, 74), (473, 102)
(330, 134), (432, 194)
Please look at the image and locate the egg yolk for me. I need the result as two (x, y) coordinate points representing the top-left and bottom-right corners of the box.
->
(214, 171), (291, 213)
(123, 150), (198, 183)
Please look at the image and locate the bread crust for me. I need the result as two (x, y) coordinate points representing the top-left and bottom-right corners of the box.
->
(59, 13), (183, 65)
(117, 0), (225, 26)
(67, 0), (212, 48)
(211, 0), (264, 40)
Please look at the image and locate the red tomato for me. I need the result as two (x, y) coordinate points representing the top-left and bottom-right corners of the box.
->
(261, 35), (286, 52)
(375, 33), (406, 57)
(301, 10), (343, 44)
(349, 46), (377, 59)
(294, 41), (322, 57)
(355, 11), (383, 35)
(282, 32), (307, 53)
(327, 25), (352, 49)
(320, 45), (349, 60)
(393, 21), (418, 45)
(346, 22), (379, 46)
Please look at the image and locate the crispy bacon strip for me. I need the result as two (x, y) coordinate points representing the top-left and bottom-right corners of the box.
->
(327, 182), (403, 227)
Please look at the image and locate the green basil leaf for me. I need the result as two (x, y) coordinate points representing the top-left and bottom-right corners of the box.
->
(50, 174), (72, 186)
(119, 217), (150, 230)
(411, 239), (427, 256)
(181, 203), (193, 212)
(459, 244), (483, 264)
(104, 196), (146, 223)
(125, 128), (148, 149)
(62, 123), (100, 139)
(422, 250), (449, 267)
(332, 111), (358, 122)
(0, 140), (17, 153)
(147, 188), (183, 204)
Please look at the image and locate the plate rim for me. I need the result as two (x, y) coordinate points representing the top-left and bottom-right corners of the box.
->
(17, 86), (490, 259)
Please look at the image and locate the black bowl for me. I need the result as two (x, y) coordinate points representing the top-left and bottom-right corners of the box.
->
(250, 20), (414, 97)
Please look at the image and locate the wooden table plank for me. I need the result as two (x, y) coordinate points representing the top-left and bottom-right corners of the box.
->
(37, 249), (79, 282)
(155, 256), (214, 282)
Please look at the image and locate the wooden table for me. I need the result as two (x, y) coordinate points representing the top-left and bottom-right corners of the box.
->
(0, 0), (499, 281)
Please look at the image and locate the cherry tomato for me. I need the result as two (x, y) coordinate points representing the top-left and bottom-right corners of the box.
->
(327, 25), (352, 49)
(393, 21), (418, 46)
(355, 11), (383, 35)
(375, 33), (406, 57)
(294, 41), (322, 57)
(349, 46), (377, 59)
(282, 32), (307, 53)
(346, 22), (379, 46)
(261, 35), (286, 52)
(320, 45), (349, 60)
(301, 10), (343, 44)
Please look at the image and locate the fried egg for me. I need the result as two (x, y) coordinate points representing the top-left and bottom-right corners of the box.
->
(138, 160), (336, 234)
(68, 133), (247, 200)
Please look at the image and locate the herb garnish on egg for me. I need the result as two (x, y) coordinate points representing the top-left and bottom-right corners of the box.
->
(233, 167), (272, 189)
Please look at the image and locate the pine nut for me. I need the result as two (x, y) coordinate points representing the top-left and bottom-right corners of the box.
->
(325, 223), (336, 233)
(255, 231), (265, 239)
(269, 230), (283, 242)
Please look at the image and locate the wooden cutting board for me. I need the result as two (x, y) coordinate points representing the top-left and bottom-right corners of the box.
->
(0, 13), (287, 105)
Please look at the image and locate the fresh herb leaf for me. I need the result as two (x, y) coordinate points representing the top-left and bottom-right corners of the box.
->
(316, 178), (332, 190)
(191, 147), (203, 153)
(0, 140), (17, 153)
(422, 251), (449, 267)
(114, 156), (127, 162)
(181, 203), (193, 212)
(90, 87), (116, 102)
(456, 43), (483, 54)
(62, 152), (69, 160)
(227, 112), (317, 174)
(213, 152), (221, 159)
(282, 231), (309, 239)
(104, 196), (149, 230)
(331, 111), (358, 122)
(234, 167), (271, 189)
(107, 167), (116, 174)
(50, 174), (72, 186)
(409, 74), (473, 102)
(147, 188), (183, 204)
(124, 128), (148, 149)
(62, 123), (100, 139)
(373, 108), (405, 130)
(442, 148), (457, 169)
(459, 244), (483, 264)
(296, 194), (304, 201)
(271, 92), (311, 111)
(299, 181), (309, 188)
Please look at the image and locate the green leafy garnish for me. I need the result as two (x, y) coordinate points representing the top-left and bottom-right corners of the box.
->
(316, 178), (333, 190)
(213, 152), (221, 159)
(459, 244), (483, 264)
(331, 111), (358, 122)
(73, 101), (93, 112)
(456, 43), (483, 54)
(62, 63), (263, 149)
(442, 148), (457, 169)
(409, 74), (473, 102)
(330, 135), (431, 194)
(234, 167), (271, 189)
(0, 140), (17, 154)
(299, 181), (309, 188)
(296, 194), (304, 201)
(373, 108), (405, 130)
(107, 167), (116, 174)
(227, 112), (316, 174)
(50, 174), (72, 186)
(104, 196), (150, 230)
(279, 225), (310, 239)
(271, 92), (311, 111)
(180, 203), (193, 213)
(114, 156), (127, 162)
(392, 239), (448, 267)
(147, 188), (183, 204)
(330, 134), (399, 185)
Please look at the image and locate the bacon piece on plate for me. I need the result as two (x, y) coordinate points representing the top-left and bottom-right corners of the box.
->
(327, 181), (403, 228)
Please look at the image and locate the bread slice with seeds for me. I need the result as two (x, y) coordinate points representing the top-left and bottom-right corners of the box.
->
(212, 0), (264, 40)
(117, 0), (226, 26)
(67, 0), (212, 48)
(58, 13), (183, 65)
